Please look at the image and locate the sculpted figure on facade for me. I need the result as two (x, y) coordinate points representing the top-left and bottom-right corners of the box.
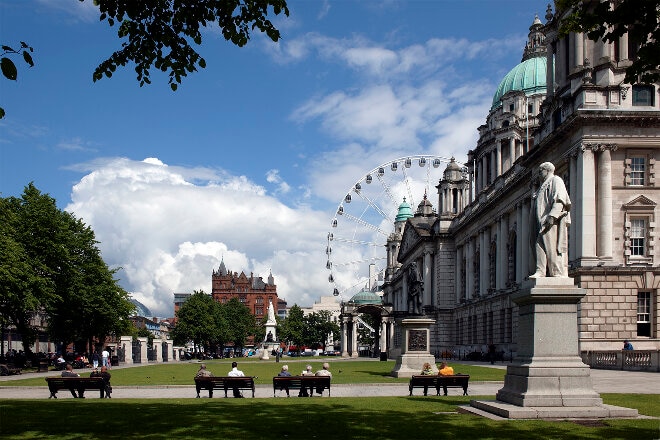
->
(529, 162), (571, 278)
(407, 263), (423, 314)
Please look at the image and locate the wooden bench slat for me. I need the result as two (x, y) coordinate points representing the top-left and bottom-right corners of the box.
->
(272, 376), (331, 397)
(194, 376), (256, 398)
(408, 375), (470, 396)
(45, 377), (108, 399)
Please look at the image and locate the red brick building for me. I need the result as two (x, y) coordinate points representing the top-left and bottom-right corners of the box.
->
(211, 259), (278, 320)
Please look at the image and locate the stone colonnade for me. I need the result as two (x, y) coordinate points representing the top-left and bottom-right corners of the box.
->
(457, 143), (616, 302)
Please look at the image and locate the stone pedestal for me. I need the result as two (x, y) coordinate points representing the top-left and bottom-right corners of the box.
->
(391, 318), (437, 377)
(469, 278), (638, 419)
(153, 339), (163, 363)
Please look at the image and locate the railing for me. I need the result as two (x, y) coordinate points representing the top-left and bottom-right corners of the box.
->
(581, 350), (659, 372)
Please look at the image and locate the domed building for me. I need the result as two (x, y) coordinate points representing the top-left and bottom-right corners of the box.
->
(379, 6), (660, 365)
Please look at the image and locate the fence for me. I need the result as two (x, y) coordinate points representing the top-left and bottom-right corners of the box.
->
(581, 350), (659, 372)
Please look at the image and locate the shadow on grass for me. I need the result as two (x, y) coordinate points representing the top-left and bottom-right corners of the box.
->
(0, 397), (656, 440)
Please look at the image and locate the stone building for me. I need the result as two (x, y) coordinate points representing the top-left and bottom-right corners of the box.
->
(210, 258), (279, 320)
(381, 6), (659, 360)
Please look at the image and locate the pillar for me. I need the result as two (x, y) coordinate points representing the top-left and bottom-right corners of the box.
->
(575, 32), (584, 67)
(546, 42), (554, 98)
(578, 145), (597, 258)
(619, 33), (628, 61)
(341, 317), (349, 357)
(521, 199), (530, 277)
(509, 137), (515, 170)
(351, 320), (359, 358)
(153, 339), (163, 363)
(597, 146), (613, 258)
(120, 336), (133, 365)
(569, 153), (578, 264)
(423, 250), (433, 308)
(516, 203), (523, 283)
(496, 144), (502, 177)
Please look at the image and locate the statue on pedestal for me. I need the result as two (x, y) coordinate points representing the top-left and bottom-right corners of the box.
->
(529, 162), (571, 278)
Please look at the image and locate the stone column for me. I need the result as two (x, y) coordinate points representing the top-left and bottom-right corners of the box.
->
(499, 215), (508, 289)
(137, 337), (148, 364)
(482, 228), (491, 295)
(546, 42), (554, 98)
(495, 217), (503, 290)
(516, 203), (523, 283)
(569, 152), (578, 264)
(575, 32), (584, 67)
(596, 145), (614, 258)
(456, 245), (463, 301)
(578, 145), (597, 259)
(466, 239), (473, 300)
(496, 144), (502, 177)
(619, 33), (628, 61)
(423, 250), (433, 308)
(521, 199), (530, 277)
(509, 138), (516, 170)
(481, 157), (487, 190)
(152, 339), (163, 363)
(380, 318), (387, 357)
(351, 320), (359, 358)
(341, 317), (349, 357)
(120, 336), (133, 365)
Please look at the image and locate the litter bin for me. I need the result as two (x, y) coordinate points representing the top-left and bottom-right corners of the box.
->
(110, 355), (119, 366)
(38, 358), (49, 372)
(380, 352), (387, 361)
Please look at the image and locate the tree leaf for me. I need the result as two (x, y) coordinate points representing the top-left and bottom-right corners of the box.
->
(0, 107), (5, 119)
(1, 57), (18, 80)
(22, 51), (34, 67)
(170, 82), (177, 91)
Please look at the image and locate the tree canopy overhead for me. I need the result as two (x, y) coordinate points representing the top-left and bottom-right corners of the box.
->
(558, 0), (660, 84)
(84, 0), (289, 90)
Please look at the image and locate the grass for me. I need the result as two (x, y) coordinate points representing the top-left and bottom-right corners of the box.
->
(0, 395), (657, 439)
(0, 359), (506, 386)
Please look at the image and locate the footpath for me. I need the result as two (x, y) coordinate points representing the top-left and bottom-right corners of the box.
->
(0, 360), (657, 399)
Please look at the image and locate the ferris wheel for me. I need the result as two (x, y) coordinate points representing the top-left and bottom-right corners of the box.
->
(326, 155), (458, 302)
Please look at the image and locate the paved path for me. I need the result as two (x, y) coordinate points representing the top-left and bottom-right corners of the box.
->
(0, 361), (657, 399)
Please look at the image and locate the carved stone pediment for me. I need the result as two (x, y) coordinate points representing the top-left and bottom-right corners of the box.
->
(623, 195), (656, 210)
(398, 225), (421, 261)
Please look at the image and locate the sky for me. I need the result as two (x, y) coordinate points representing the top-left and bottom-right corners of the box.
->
(1, 0), (552, 317)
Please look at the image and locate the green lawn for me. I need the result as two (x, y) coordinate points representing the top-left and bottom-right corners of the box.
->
(0, 395), (657, 440)
(0, 359), (506, 386)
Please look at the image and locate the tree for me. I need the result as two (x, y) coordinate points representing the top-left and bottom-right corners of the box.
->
(0, 42), (34, 119)
(558, 0), (660, 83)
(0, 183), (135, 355)
(171, 290), (221, 352)
(278, 304), (305, 352)
(222, 297), (256, 351)
(84, 0), (289, 90)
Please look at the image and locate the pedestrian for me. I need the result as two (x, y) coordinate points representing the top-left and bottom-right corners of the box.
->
(101, 348), (110, 368)
(92, 351), (100, 369)
(623, 340), (634, 350)
(227, 361), (245, 398)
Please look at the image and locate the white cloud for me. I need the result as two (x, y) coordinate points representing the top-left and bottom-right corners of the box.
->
(266, 169), (291, 194)
(37, 0), (99, 23)
(65, 157), (332, 316)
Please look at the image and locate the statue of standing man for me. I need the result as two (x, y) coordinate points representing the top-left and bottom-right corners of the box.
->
(529, 162), (571, 278)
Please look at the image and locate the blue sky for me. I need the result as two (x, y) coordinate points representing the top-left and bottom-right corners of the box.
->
(1, 0), (551, 316)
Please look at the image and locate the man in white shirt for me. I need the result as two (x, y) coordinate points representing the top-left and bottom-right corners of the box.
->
(227, 361), (245, 398)
(101, 349), (110, 368)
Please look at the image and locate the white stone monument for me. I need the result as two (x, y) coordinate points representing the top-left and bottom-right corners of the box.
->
(390, 318), (437, 377)
(261, 299), (278, 360)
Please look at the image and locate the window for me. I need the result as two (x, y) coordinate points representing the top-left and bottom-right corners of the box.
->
(221, 297), (228, 304)
(256, 296), (264, 304)
(239, 295), (247, 303)
(623, 196), (656, 265)
(632, 85), (654, 106)
(630, 218), (647, 256)
(509, 103), (514, 112)
(629, 157), (646, 186)
(637, 292), (651, 337)
(528, 102), (534, 115)
(255, 306), (264, 316)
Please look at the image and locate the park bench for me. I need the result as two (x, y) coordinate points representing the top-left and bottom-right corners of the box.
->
(0, 364), (22, 375)
(45, 377), (107, 398)
(194, 376), (255, 398)
(272, 375), (331, 397)
(408, 374), (470, 396)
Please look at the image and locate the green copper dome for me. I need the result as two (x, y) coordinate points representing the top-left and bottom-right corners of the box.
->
(395, 198), (414, 222)
(349, 289), (382, 305)
(491, 56), (547, 110)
